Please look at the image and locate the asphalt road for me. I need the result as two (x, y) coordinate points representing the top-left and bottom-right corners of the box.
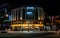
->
(0, 31), (59, 38)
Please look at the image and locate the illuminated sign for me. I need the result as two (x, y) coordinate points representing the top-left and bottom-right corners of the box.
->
(26, 12), (33, 15)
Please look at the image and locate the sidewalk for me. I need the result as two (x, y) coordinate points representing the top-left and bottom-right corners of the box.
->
(7, 31), (57, 33)
(0, 30), (58, 34)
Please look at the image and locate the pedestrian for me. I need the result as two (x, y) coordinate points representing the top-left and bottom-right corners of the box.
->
(50, 22), (54, 31)
(52, 24), (56, 31)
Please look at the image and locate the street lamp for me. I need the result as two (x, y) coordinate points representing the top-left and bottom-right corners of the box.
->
(5, 14), (8, 17)
(20, 17), (22, 20)
(38, 17), (40, 20)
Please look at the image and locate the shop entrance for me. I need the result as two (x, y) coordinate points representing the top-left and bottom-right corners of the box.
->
(11, 24), (40, 31)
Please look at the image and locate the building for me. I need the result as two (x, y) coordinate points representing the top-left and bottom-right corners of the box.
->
(10, 6), (45, 31)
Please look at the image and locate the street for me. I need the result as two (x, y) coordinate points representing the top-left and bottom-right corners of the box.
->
(0, 31), (58, 38)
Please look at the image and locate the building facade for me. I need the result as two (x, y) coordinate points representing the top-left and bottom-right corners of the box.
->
(10, 6), (45, 31)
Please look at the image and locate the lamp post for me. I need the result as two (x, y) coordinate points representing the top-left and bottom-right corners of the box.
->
(5, 14), (8, 17)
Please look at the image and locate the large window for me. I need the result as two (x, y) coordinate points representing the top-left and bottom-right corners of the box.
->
(25, 7), (34, 20)
(27, 7), (34, 10)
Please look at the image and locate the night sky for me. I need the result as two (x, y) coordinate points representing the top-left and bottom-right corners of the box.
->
(0, 0), (60, 16)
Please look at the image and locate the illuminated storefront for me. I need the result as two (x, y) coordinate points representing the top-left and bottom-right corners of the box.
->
(10, 6), (45, 31)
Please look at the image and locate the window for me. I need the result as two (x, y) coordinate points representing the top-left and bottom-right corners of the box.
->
(26, 12), (33, 15)
(27, 7), (34, 10)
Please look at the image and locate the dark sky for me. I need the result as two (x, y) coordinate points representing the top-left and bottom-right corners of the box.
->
(0, 0), (60, 16)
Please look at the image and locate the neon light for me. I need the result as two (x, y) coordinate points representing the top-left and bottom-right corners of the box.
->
(52, 16), (54, 22)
